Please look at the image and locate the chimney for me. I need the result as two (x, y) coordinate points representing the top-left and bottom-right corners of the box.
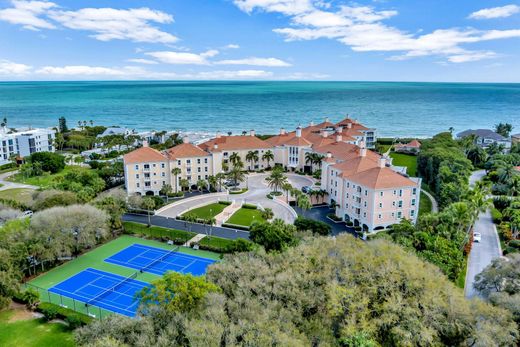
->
(326, 151), (332, 158)
(250, 129), (255, 137)
(296, 126), (302, 138)
(359, 140), (366, 149)
(183, 136), (189, 144)
(360, 147), (367, 157)
(280, 128), (286, 135)
(336, 134), (342, 142)
(213, 144), (219, 150)
(324, 117), (329, 123)
(321, 129), (329, 138)
(337, 126), (343, 133)
(309, 121), (314, 126)
(216, 131), (221, 139)
(378, 157), (386, 168)
(142, 140), (149, 147)
(347, 123), (352, 129)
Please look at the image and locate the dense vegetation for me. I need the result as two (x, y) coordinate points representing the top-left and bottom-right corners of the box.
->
(76, 235), (518, 346)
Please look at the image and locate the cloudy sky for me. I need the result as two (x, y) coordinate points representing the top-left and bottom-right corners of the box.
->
(1, 0), (520, 81)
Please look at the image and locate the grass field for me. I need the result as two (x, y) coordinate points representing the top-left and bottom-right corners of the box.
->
(0, 309), (74, 347)
(185, 202), (227, 219)
(0, 188), (34, 205)
(419, 192), (433, 215)
(226, 208), (265, 227)
(389, 152), (418, 177)
(8, 166), (88, 189)
(28, 235), (219, 318)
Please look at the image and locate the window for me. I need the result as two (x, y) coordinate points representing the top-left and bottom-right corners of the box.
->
(393, 190), (396, 195)
(187, 175), (191, 181)
(136, 183), (140, 188)
(391, 212), (395, 217)
(153, 164), (156, 168)
(177, 160), (181, 165)
(412, 188), (417, 195)
(197, 167), (201, 172)
(397, 211), (402, 218)
(144, 164), (150, 169)
(380, 191), (383, 197)
(364, 201), (367, 207)
(379, 202), (382, 208)
(205, 167), (208, 172)
(364, 190), (368, 196)
(204, 158), (208, 163)
(411, 210), (415, 217)
(411, 199), (416, 206)
(392, 201), (396, 207)
(135, 174), (139, 178)
(197, 158), (201, 164)
(345, 203), (349, 208)
(378, 214), (382, 219)
(347, 182), (350, 188)
(398, 200), (403, 208)
(363, 212), (366, 218)
(346, 193), (349, 198)
(198, 175), (201, 179)
(161, 163), (165, 168)
(135, 164), (139, 170)
(162, 181), (165, 185)
(187, 159), (191, 164)
(161, 172), (165, 177)
(399, 189), (403, 197)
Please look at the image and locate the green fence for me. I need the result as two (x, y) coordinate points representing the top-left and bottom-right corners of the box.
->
(24, 283), (114, 320)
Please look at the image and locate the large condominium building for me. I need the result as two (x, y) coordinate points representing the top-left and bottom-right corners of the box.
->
(0, 127), (56, 165)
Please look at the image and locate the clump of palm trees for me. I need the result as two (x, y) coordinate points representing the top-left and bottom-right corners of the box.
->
(305, 152), (325, 173)
(266, 167), (288, 193)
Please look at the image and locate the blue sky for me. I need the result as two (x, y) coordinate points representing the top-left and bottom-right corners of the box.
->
(1, 0), (520, 82)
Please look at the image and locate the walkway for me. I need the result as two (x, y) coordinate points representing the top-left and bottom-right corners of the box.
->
(0, 170), (38, 191)
(465, 169), (502, 299)
(421, 189), (439, 213)
(184, 233), (206, 247)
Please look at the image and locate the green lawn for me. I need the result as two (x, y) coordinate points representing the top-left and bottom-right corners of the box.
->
(0, 310), (74, 347)
(456, 255), (469, 289)
(0, 188), (34, 205)
(28, 235), (219, 319)
(226, 208), (265, 227)
(419, 192), (433, 215)
(8, 166), (88, 189)
(389, 152), (418, 177)
(184, 202), (227, 219)
(123, 221), (195, 244)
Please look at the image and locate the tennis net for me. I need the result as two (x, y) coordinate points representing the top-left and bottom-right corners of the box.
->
(141, 246), (179, 273)
(86, 272), (138, 305)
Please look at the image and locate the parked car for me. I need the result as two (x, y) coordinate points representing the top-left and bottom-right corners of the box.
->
(21, 210), (33, 218)
(301, 186), (312, 194)
(473, 232), (482, 243)
(224, 180), (239, 187)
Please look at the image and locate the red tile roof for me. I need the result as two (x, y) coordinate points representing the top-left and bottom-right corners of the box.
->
(347, 166), (417, 189)
(200, 135), (272, 151)
(123, 146), (167, 164)
(166, 143), (209, 159)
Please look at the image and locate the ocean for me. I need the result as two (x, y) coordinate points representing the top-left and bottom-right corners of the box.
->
(2, 81), (519, 138)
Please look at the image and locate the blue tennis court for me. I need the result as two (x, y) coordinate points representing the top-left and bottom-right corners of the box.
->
(48, 268), (149, 317)
(105, 244), (216, 276)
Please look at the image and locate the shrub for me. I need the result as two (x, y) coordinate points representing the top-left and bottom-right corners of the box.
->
(491, 208), (503, 223)
(327, 213), (342, 221)
(32, 190), (78, 210)
(28, 152), (65, 173)
(222, 223), (250, 231)
(37, 302), (92, 328)
(242, 203), (257, 210)
(508, 239), (520, 249)
(39, 302), (59, 321)
(346, 221), (354, 227)
(218, 201), (232, 206)
(294, 217), (332, 236)
(225, 238), (255, 253)
(266, 193), (274, 200)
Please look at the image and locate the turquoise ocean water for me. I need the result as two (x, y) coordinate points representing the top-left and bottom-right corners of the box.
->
(1, 81), (519, 137)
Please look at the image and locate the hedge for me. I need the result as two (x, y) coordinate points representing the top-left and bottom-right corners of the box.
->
(222, 222), (250, 231)
(491, 208), (503, 223)
(123, 221), (195, 244)
(242, 203), (257, 210)
(37, 302), (93, 329)
(198, 236), (236, 253)
(294, 217), (332, 236)
(229, 188), (248, 195)
(218, 201), (232, 206)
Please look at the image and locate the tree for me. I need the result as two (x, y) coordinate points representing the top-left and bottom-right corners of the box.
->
(245, 150), (259, 171)
(282, 182), (293, 203)
(159, 184), (172, 196)
(207, 175), (217, 192)
(27, 152), (65, 174)
(260, 207), (274, 220)
(58, 116), (68, 133)
(54, 132), (65, 151)
(249, 218), (297, 252)
(467, 146), (487, 167)
(297, 194), (312, 216)
(196, 179), (207, 194)
(495, 122), (513, 138)
(0, 248), (20, 310)
(229, 152), (241, 168)
(215, 173), (226, 192)
(266, 167), (287, 193)
(171, 167), (181, 193)
(139, 272), (220, 314)
(142, 197), (155, 226)
(262, 150), (274, 168)
(228, 165), (245, 188)
(179, 178), (190, 192)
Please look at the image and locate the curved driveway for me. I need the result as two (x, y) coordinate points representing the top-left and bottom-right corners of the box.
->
(156, 173), (314, 224)
(0, 170), (38, 191)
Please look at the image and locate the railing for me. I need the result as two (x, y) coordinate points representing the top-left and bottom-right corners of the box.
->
(24, 283), (114, 320)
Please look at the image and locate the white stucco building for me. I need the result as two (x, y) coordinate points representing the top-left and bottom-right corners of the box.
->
(0, 127), (56, 165)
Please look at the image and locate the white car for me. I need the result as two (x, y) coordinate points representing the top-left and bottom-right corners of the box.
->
(473, 232), (482, 243)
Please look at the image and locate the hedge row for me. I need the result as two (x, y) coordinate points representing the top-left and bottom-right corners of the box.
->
(218, 200), (232, 206)
(242, 203), (257, 210)
(37, 302), (93, 329)
(222, 222), (250, 231)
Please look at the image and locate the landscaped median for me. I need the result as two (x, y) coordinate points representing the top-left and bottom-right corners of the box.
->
(177, 201), (231, 222)
(224, 204), (265, 228)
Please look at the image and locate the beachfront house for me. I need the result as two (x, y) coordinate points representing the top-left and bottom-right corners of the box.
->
(0, 127), (56, 165)
(456, 129), (511, 150)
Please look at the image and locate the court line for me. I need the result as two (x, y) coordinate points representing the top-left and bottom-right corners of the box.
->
(128, 243), (215, 263)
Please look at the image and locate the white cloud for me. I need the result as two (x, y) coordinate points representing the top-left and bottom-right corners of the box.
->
(235, 2), (520, 63)
(225, 44), (240, 49)
(469, 5), (520, 19)
(146, 50), (219, 65)
(0, 0), (56, 30)
(48, 7), (177, 43)
(0, 59), (33, 74)
(36, 65), (145, 76)
(126, 58), (158, 65)
(215, 57), (291, 67)
(190, 70), (273, 79)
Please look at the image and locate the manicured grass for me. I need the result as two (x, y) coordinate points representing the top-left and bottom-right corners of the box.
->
(378, 144), (392, 153)
(419, 191), (433, 215)
(389, 152), (417, 176)
(8, 166), (88, 189)
(185, 202), (227, 219)
(226, 207), (265, 227)
(229, 188), (248, 194)
(28, 235), (219, 318)
(0, 310), (74, 347)
(123, 221), (195, 244)
(199, 236), (236, 250)
(0, 188), (34, 205)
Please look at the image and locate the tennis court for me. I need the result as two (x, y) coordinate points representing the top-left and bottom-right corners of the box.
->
(105, 244), (216, 276)
(48, 268), (149, 317)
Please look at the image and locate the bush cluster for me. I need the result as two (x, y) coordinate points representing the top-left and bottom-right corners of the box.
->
(37, 302), (93, 329)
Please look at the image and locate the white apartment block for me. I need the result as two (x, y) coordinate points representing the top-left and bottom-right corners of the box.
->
(0, 127), (56, 165)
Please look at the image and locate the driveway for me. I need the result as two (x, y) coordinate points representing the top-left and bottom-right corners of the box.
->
(157, 173), (313, 224)
(465, 169), (502, 298)
(0, 170), (38, 191)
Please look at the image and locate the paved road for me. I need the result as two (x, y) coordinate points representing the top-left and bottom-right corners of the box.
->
(157, 173), (312, 224)
(421, 190), (439, 213)
(123, 214), (250, 240)
(465, 169), (502, 298)
(0, 170), (38, 191)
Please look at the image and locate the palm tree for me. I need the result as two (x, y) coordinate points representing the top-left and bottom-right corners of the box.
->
(282, 182), (293, 203)
(179, 178), (190, 192)
(142, 197), (156, 226)
(208, 175), (218, 192)
(222, 161), (229, 173)
(305, 152), (315, 173)
(313, 154), (325, 171)
(77, 120), (82, 129)
(184, 213), (198, 233)
(229, 152), (241, 168)
(171, 167), (181, 193)
(196, 179), (207, 194)
(266, 167), (288, 193)
(215, 172), (226, 192)
(228, 166), (245, 187)
(89, 120), (93, 126)
(245, 150), (259, 171)
(297, 194), (312, 217)
(262, 150), (274, 169)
